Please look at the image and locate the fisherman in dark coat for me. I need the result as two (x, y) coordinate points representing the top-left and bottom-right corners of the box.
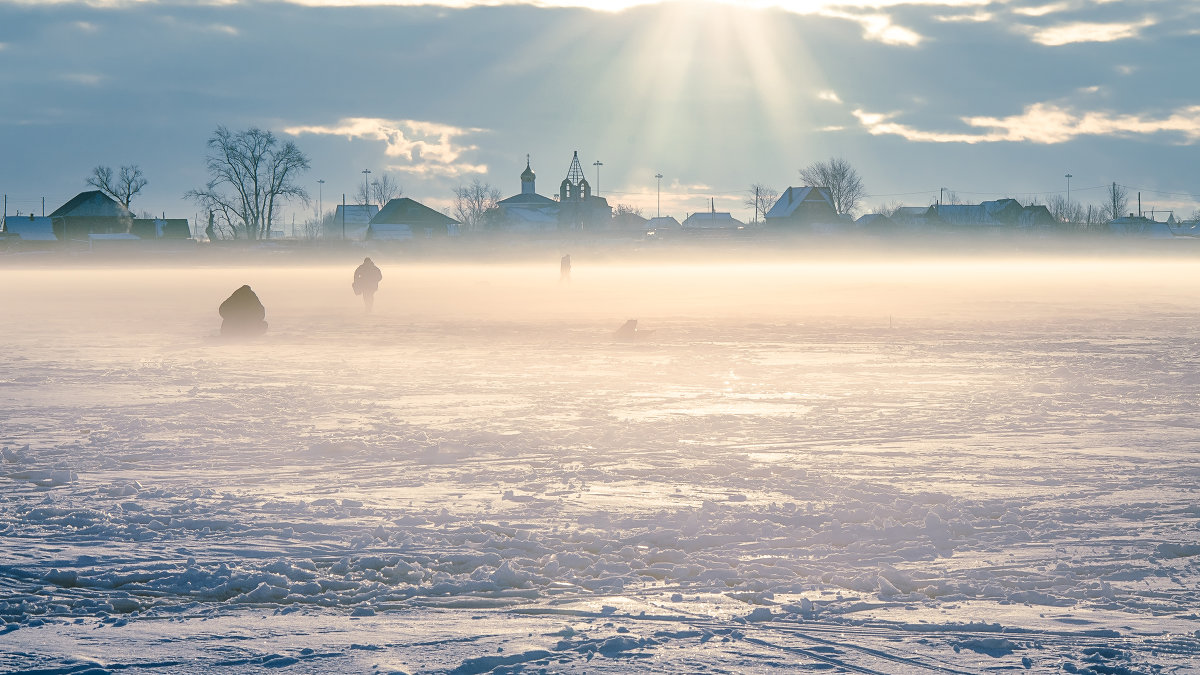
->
(219, 285), (268, 337)
(352, 257), (383, 312)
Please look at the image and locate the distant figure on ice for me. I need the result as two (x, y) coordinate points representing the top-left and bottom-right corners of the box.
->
(614, 319), (654, 342)
(560, 254), (571, 283)
(219, 285), (267, 337)
(352, 257), (383, 312)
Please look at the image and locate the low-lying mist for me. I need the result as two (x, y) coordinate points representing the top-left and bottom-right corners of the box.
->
(7, 256), (1200, 343)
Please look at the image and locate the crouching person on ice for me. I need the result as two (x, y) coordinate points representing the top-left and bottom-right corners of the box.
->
(219, 285), (268, 337)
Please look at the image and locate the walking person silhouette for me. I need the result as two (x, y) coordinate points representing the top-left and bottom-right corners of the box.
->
(353, 257), (383, 312)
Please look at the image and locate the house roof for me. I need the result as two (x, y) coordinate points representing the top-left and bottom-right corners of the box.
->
(3, 215), (55, 240)
(892, 206), (934, 220)
(856, 213), (895, 228)
(682, 212), (744, 229)
(646, 216), (681, 230)
(371, 198), (458, 226)
(764, 186), (836, 219)
(498, 192), (557, 207)
(49, 191), (132, 219)
(332, 204), (379, 226)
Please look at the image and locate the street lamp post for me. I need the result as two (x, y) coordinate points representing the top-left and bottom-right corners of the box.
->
(1065, 173), (1073, 204)
(593, 161), (603, 196)
(361, 169), (372, 206)
(655, 173), (663, 218)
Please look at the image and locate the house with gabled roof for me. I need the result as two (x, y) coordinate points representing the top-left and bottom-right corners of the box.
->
(49, 190), (133, 240)
(325, 204), (379, 241)
(763, 186), (839, 229)
(368, 198), (460, 240)
(933, 199), (1057, 230)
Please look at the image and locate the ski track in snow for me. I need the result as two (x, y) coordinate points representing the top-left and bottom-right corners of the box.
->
(1, 262), (1199, 674)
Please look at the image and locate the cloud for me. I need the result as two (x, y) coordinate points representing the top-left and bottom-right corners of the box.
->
(1027, 17), (1157, 46)
(817, 90), (842, 103)
(936, 9), (992, 22)
(285, 117), (489, 177)
(853, 102), (1200, 144)
(817, 8), (923, 45)
(1011, 2), (1068, 18)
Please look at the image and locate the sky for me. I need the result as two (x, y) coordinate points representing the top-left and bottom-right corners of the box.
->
(1, 0), (1198, 226)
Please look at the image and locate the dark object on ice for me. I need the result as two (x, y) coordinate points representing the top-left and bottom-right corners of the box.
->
(352, 257), (383, 312)
(560, 254), (571, 283)
(219, 285), (267, 337)
(614, 319), (654, 341)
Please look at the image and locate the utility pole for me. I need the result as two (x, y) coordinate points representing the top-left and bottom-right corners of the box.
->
(593, 161), (603, 196)
(361, 169), (372, 206)
(342, 193), (346, 240)
(655, 173), (663, 218)
(754, 185), (760, 223)
(317, 179), (324, 217)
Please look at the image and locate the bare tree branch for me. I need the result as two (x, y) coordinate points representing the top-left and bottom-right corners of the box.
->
(743, 183), (779, 223)
(87, 164), (147, 208)
(798, 157), (866, 217)
(1105, 182), (1129, 221)
(453, 178), (501, 233)
(185, 126), (310, 240)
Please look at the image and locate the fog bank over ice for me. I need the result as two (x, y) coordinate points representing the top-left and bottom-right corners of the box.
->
(9, 257), (1199, 335)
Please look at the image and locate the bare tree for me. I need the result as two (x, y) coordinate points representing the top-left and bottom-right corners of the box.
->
(743, 183), (779, 223)
(1046, 194), (1084, 226)
(870, 200), (903, 218)
(615, 203), (643, 217)
(453, 179), (501, 233)
(186, 126), (310, 240)
(87, 164), (147, 209)
(302, 203), (334, 241)
(1104, 182), (1130, 221)
(356, 173), (403, 207)
(798, 157), (866, 217)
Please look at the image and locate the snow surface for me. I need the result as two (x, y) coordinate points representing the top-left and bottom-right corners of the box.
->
(2, 259), (1199, 674)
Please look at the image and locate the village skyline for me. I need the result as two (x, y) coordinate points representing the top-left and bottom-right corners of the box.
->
(1, 0), (1198, 230)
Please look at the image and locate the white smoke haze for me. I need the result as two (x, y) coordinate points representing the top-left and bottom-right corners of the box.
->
(3, 253), (1200, 672)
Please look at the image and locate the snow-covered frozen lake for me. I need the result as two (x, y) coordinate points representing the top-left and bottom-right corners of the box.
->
(2, 257), (1199, 673)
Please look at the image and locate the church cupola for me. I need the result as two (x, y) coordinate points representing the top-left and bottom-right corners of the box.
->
(520, 155), (536, 195)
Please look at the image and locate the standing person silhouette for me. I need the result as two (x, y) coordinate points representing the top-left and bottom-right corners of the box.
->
(560, 254), (571, 284)
(353, 257), (383, 312)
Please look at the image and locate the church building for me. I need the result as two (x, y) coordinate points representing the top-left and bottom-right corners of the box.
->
(494, 156), (560, 232)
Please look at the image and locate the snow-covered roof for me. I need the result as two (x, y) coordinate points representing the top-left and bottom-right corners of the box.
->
(3, 215), (56, 240)
(764, 186), (835, 219)
(1108, 216), (1178, 237)
(681, 212), (743, 229)
(646, 216), (681, 230)
(498, 192), (556, 207)
(333, 205), (379, 226)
